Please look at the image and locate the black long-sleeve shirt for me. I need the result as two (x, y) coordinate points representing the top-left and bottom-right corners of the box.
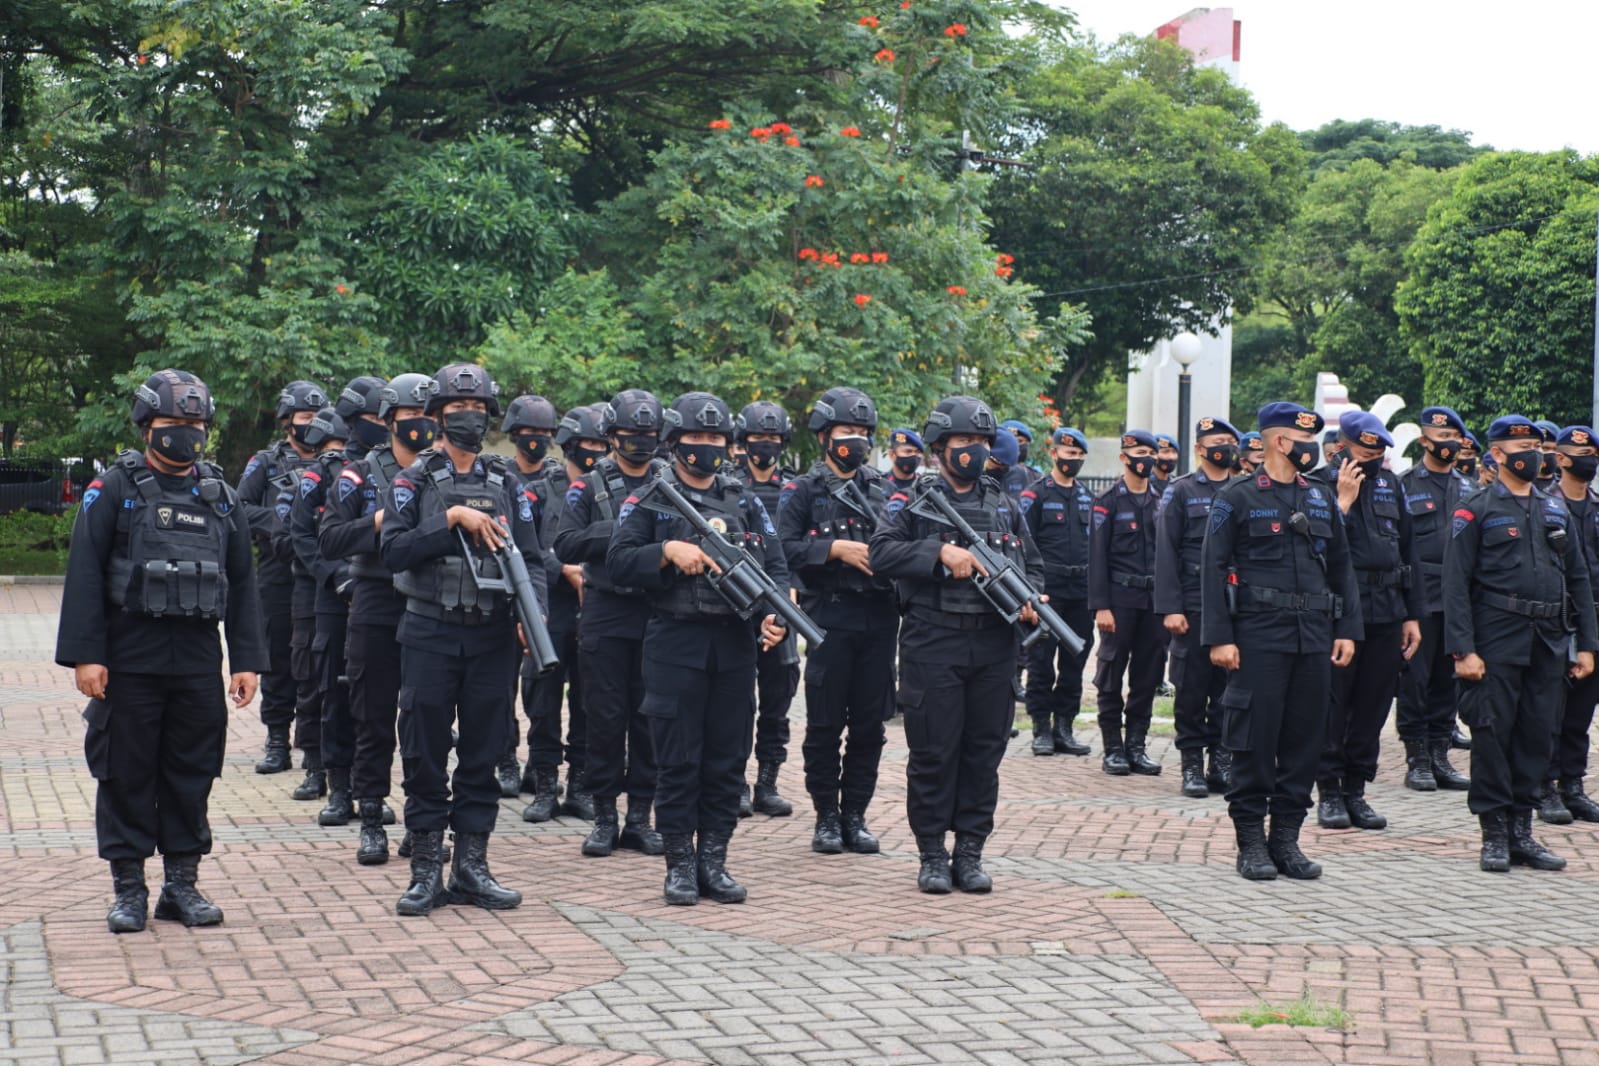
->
(1088, 477), (1160, 612)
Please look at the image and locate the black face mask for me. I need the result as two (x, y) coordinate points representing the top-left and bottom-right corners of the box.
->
(1357, 457), (1384, 479)
(892, 454), (920, 476)
(149, 425), (207, 466)
(1424, 437), (1461, 464)
(516, 433), (551, 465)
(392, 416), (438, 451)
(1055, 457), (1084, 478)
(614, 434), (658, 464)
(1016, 443), (1030, 465)
(1287, 440), (1320, 472)
(674, 441), (727, 475)
(1566, 455), (1599, 482)
(1124, 455), (1155, 480)
(746, 440), (784, 470)
(441, 409), (489, 453)
(1204, 443), (1238, 470)
(351, 419), (390, 450)
(828, 435), (871, 472)
(1155, 457), (1177, 475)
(1500, 449), (1541, 483)
(1456, 458), (1479, 477)
(944, 443), (989, 481)
(569, 445), (607, 473)
(290, 421), (314, 446)
(1542, 452), (1560, 479)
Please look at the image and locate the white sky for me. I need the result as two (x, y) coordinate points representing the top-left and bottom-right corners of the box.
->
(1054, 1), (1599, 155)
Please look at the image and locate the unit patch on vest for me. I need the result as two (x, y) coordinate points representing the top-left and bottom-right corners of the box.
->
(157, 506), (209, 531)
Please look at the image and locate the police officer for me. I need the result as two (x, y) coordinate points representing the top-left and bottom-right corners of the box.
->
(778, 387), (895, 854)
(1536, 426), (1599, 824)
(507, 396), (593, 822)
(236, 381), (324, 775)
(985, 428), (1022, 499)
(870, 396), (1045, 895)
(59, 370), (265, 932)
(1446, 416), (1597, 872)
(999, 420), (1037, 498)
(1089, 430), (1165, 776)
(731, 401), (799, 818)
(1396, 407), (1473, 792)
(554, 390), (666, 858)
(380, 363), (548, 916)
(1201, 402), (1361, 881)
(1019, 427), (1095, 758)
(1311, 413), (1423, 831)
(1457, 432), (1482, 482)
(608, 392), (790, 905)
(1153, 433), (1180, 491)
(1154, 416), (1241, 797)
(318, 372), (435, 865)
(1534, 420), (1560, 487)
(289, 379), (387, 829)
(886, 428), (926, 494)
(1238, 431), (1265, 476)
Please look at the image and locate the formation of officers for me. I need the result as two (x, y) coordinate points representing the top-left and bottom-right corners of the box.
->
(55, 362), (1599, 934)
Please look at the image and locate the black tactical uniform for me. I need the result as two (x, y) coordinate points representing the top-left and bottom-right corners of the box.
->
(871, 395), (1045, 895)
(58, 370), (266, 932)
(1201, 403), (1362, 882)
(1544, 429), (1599, 824)
(379, 363), (547, 916)
(779, 387), (895, 855)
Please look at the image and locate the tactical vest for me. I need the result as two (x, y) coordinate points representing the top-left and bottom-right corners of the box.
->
(391, 453), (512, 624)
(803, 465), (892, 596)
(288, 450), (348, 579)
(346, 447), (403, 582)
(583, 456), (657, 597)
(902, 477), (1025, 616)
(106, 451), (235, 620)
(652, 472), (768, 620)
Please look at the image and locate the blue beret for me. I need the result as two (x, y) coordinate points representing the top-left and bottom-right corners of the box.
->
(1482, 453), (1498, 470)
(1052, 426), (1088, 451)
(1241, 431), (1263, 448)
(1463, 431), (1482, 451)
(988, 427), (1019, 466)
(1322, 428), (1340, 444)
(1338, 410), (1394, 449)
(1119, 429), (1158, 451)
(999, 419), (1033, 441)
(1558, 425), (1597, 447)
(1257, 402), (1323, 434)
(1419, 406), (1466, 434)
(1487, 415), (1539, 442)
(1154, 433), (1179, 450)
(888, 427), (924, 450)
(1535, 419), (1559, 443)
(1194, 416), (1240, 441)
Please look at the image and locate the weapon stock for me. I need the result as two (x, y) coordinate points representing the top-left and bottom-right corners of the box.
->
(457, 528), (560, 676)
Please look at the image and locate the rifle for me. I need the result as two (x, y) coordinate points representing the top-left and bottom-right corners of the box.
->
(908, 487), (1084, 654)
(457, 529), (560, 676)
(644, 477), (827, 651)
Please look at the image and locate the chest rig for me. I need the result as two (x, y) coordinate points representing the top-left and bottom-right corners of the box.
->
(345, 447), (403, 582)
(903, 476), (1025, 615)
(106, 451), (236, 620)
(392, 452), (512, 624)
(652, 472), (767, 620)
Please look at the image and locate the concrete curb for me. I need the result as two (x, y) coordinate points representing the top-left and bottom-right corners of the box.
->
(0, 576), (65, 585)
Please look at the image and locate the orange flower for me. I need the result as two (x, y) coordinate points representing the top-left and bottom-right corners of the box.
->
(996, 252), (1015, 265)
(769, 122), (792, 135)
(804, 175), (826, 188)
(900, 1), (911, 7)
(135, 54), (148, 65)
(751, 126), (772, 139)
(784, 136), (801, 147)
(995, 266), (1014, 278)
(709, 118), (732, 130)
(854, 294), (872, 306)
(850, 253), (870, 264)
(335, 284), (349, 295)
(858, 15), (880, 28)
(839, 126), (862, 137)
(798, 248), (820, 261)
(821, 252), (842, 266)
(874, 48), (896, 63)
(871, 252), (889, 264)
(947, 285), (967, 296)
(944, 23), (968, 37)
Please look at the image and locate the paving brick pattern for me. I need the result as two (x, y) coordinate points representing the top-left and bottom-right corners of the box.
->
(3, 586), (1598, 1064)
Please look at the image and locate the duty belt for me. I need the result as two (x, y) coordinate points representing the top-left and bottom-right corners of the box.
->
(1481, 591), (1563, 620)
(404, 601), (506, 627)
(906, 605), (1005, 631)
(1238, 585), (1342, 615)
(1356, 566), (1410, 589)
(1045, 564), (1088, 578)
(1113, 574), (1155, 590)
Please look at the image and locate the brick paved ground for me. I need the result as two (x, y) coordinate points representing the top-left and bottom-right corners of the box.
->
(4, 584), (1599, 1065)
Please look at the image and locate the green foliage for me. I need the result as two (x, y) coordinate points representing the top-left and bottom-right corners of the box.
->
(1233, 989), (1353, 1031)
(0, 506), (76, 574)
(1300, 118), (1487, 174)
(1398, 151), (1599, 430)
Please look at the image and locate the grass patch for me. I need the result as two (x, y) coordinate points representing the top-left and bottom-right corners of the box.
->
(0, 548), (66, 576)
(1103, 887), (1142, 899)
(1232, 988), (1353, 1031)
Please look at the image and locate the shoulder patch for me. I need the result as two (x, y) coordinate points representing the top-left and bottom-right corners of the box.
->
(617, 494), (639, 522)
(82, 479), (103, 512)
(392, 476), (415, 512)
(1208, 496), (1234, 534)
(565, 481), (586, 510)
(242, 455), (261, 481)
(1451, 507), (1474, 538)
(885, 491), (910, 517)
(1019, 488), (1036, 514)
(336, 475), (358, 502)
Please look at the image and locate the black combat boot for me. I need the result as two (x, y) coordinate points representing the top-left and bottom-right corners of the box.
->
(752, 762), (792, 816)
(1560, 779), (1599, 823)
(522, 767), (560, 823)
(1030, 717), (1055, 756)
(318, 767), (354, 826)
(448, 832), (523, 909)
(107, 859), (148, 934)
(738, 782), (753, 818)
(520, 759), (539, 798)
(1316, 779), (1351, 829)
(1179, 750), (1208, 798)
(396, 830), (448, 916)
(397, 829), (448, 862)
(496, 751), (522, 798)
(1429, 738), (1469, 790)
(1101, 728), (1130, 776)
(1343, 776), (1387, 830)
(1232, 817), (1278, 881)
(1266, 814), (1322, 880)
(255, 724), (291, 774)
(381, 802), (396, 825)
(1478, 811), (1510, 872)
(662, 833), (698, 906)
(356, 799), (388, 866)
(1451, 725), (1472, 750)
(1053, 717), (1090, 756)
(1537, 780), (1573, 825)
(152, 855), (224, 926)
(840, 806), (880, 853)
(562, 768), (596, 820)
(811, 798), (844, 854)
(1205, 747), (1233, 793)
(696, 830), (747, 903)
(1508, 809), (1567, 871)
(915, 834), (953, 894)
(951, 834), (993, 893)
(619, 800), (665, 855)
(582, 798), (619, 857)
(291, 749), (327, 801)
(1125, 731), (1162, 775)
(1402, 738), (1436, 791)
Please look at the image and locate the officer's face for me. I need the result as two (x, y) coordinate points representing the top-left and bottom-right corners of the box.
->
(1344, 442), (1383, 464)
(1422, 427), (1462, 445)
(441, 399), (487, 415)
(1157, 444), (1179, 463)
(389, 406), (425, 423)
(946, 433), (988, 449)
(1053, 442), (1086, 462)
(289, 410), (316, 430)
(745, 433), (783, 446)
(829, 424), (873, 444)
(1493, 440), (1539, 478)
(890, 444), (922, 461)
(681, 431), (728, 446)
(150, 416), (205, 431)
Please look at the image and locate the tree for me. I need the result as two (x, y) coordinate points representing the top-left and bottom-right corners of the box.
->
(1299, 118), (1487, 175)
(1398, 150), (1599, 430)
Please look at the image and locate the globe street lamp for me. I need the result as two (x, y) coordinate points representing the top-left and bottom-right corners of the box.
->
(1171, 332), (1203, 475)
